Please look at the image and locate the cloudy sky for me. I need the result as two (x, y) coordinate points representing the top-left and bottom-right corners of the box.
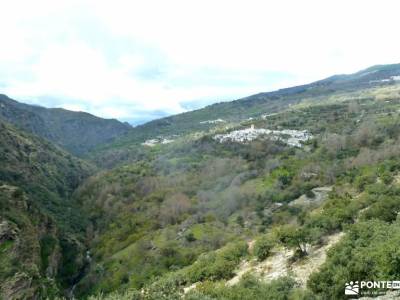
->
(1, 0), (400, 124)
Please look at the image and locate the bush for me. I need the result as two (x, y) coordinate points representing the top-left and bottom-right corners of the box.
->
(191, 275), (298, 300)
(274, 225), (309, 254)
(305, 189), (316, 199)
(361, 195), (400, 222)
(253, 235), (274, 261)
(355, 173), (377, 191)
(308, 219), (400, 299)
(186, 241), (248, 283)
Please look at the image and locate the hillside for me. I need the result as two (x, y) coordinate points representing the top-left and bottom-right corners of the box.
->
(91, 63), (400, 167)
(72, 68), (400, 299)
(0, 120), (94, 299)
(2, 64), (400, 299)
(0, 94), (132, 156)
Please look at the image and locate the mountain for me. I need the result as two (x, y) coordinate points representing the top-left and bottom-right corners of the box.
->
(0, 119), (94, 299)
(3, 63), (400, 299)
(0, 94), (132, 156)
(75, 75), (400, 299)
(91, 63), (400, 167)
(131, 63), (400, 136)
(69, 64), (400, 299)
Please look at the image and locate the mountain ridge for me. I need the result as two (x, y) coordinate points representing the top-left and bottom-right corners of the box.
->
(0, 94), (132, 156)
(2, 63), (400, 159)
(88, 63), (400, 167)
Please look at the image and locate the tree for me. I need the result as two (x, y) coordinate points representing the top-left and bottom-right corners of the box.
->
(160, 193), (191, 225)
(236, 215), (244, 227)
(347, 101), (361, 115)
(274, 225), (309, 254)
(352, 121), (379, 147)
(322, 133), (347, 157)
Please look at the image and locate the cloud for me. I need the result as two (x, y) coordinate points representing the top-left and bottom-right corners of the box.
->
(1, 0), (400, 123)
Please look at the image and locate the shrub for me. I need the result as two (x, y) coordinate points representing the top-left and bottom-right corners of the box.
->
(305, 189), (316, 199)
(191, 275), (298, 300)
(361, 195), (400, 222)
(308, 219), (400, 299)
(274, 225), (309, 254)
(186, 241), (248, 283)
(253, 235), (274, 261)
(355, 173), (377, 191)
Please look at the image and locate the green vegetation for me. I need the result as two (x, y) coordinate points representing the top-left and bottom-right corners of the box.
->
(3, 64), (400, 299)
(253, 235), (274, 261)
(0, 120), (93, 229)
(309, 219), (400, 299)
(189, 276), (308, 300)
(0, 121), (93, 299)
(0, 94), (131, 156)
(76, 80), (400, 298)
(84, 81), (400, 298)
(89, 64), (400, 168)
(86, 275), (312, 300)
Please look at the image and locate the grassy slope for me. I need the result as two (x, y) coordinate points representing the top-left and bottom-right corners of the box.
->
(74, 79), (400, 298)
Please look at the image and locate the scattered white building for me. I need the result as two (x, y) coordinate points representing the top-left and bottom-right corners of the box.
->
(213, 125), (312, 147)
(261, 113), (278, 120)
(370, 76), (400, 83)
(142, 138), (174, 147)
(200, 119), (226, 124)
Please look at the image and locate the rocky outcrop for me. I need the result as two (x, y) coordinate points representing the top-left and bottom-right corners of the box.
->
(0, 220), (19, 243)
(289, 186), (333, 207)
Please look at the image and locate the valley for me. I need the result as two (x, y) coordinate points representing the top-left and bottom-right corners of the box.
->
(2, 64), (400, 299)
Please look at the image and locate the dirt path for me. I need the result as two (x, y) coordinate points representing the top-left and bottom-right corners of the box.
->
(291, 232), (343, 287)
(227, 232), (344, 287)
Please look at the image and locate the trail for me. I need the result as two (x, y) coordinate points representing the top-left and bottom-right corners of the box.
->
(227, 232), (344, 287)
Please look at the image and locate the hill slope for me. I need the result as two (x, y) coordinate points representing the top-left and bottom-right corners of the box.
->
(3, 63), (400, 299)
(0, 120), (94, 298)
(91, 63), (400, 167)
(74, 80), (400, 299)
(0, 94), (132, 156)
(126, 63), (400, 139)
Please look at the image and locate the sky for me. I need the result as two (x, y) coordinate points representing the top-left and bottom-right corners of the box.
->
(1, 0), (400, 125)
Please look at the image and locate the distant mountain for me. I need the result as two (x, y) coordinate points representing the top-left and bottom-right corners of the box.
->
(0, 95), (132, 156)
(92, 63), (400, 165)
(132, 65), (400, 141)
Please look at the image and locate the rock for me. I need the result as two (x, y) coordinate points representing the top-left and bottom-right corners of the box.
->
(0, 220), (19, 243)
(289, 186), (333, 207)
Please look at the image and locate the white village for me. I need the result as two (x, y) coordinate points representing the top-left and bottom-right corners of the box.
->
(213, 124), (312, 147)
